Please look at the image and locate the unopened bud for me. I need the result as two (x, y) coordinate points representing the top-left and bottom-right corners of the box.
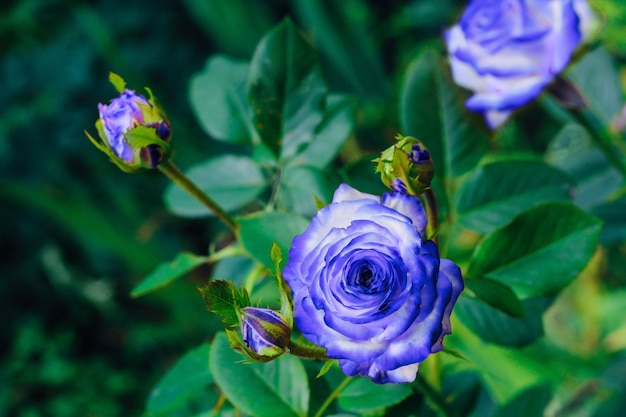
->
(374, 135), (434, 196)
(86, 73), (171, 172)
(241, 307), (291, 359)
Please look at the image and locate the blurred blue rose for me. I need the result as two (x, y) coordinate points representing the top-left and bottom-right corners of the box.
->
(283, 184), (463, 384)
(93, 89), (171, 170)
(445, 0), (596, 129)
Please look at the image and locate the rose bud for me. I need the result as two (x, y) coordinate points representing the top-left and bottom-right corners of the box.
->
(375, 135), (434, 196)
(86, 73), (171, 172)
(241, 307), (292, 359)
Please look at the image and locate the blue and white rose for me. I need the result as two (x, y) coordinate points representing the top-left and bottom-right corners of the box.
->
(445, 0), (596, 129)
(283, 184), (463, 384)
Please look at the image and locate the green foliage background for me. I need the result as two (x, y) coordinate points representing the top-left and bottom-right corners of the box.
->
(1, 0), (626, 416)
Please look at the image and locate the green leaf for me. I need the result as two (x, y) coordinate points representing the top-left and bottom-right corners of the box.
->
(271, 243), (294, 327)
(591, 197), (626, 245)
(492, 384), (552, 417)
(179, 0), (273, 57)
(164, 155), (267, 218)
(291, 0), (387, 97)
(546, 123), (623, 210)
(278, 164), (340, 217)
(247, 18), (327, 159)
(400, 49), (489, 178)
(455, 295), (551, 347)
(189, 55), (252, 144)
(316, 360), (335, 378)
(237, 211), (310, 270)
(566, 46), (623, 124)
(464, 278), (525, 318)
(337, 377), (412, 413)
(293, 94), (357, 169)
(198, 280), (251, 327)
(455, 160), (574, 234)
(146, 343), (214, 414)
(468, 203), (602, 298)
(131, 252), (206, 298)
(210, 332), (309, 417)
(108, 71), (126, 93)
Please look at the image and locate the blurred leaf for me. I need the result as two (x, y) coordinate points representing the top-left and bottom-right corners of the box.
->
(278, 165), (340, 216)
(455, 295), (551, 347)
(179, 0), (274, 57)
(546, 123), (624, 210)
(131, 252), (206, 298)
(291, 0), (387, 97)
(0, 180), (159, 273)
(337, 377), (412, 413)
(448, 321), (558, 404)
(492, 384), (552, 417)
(340, 155), (389, 196)
(464, 278), (525, 318)
(210, 332), (309, 417)
(248, 18), (327, 159)
(198, 280), (251, 327)
(164, 155), (267, 217)
(455, 160), (574, 234)
(400, 50), (489, 178)
(189, 55), (252, 144)
(237, 211), (310, 270)
(146, 343), (214, 415)
(591, 197), (626, 245)
(468, 203), (602, 298)
(566, 46), (623, 124)
(293, 94), (358, 169)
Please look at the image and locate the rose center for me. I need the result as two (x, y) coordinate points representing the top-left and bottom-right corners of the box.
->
(345, 258), (389, 295)
(357, 266), (374, 288)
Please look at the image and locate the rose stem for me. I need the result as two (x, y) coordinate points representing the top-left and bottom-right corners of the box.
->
(414, 374), (454, 417)
(158, 161), (238, 233)
(287, 339), (330, 360)
(572, 109), (626, 179)
(313, 376), (353, 417)
(423, 188), (439, 245)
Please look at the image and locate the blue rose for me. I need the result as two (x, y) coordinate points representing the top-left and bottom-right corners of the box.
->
(283, 184), (463, 384)
(93, 89), (171, 170)
(444, 0), (596, 129)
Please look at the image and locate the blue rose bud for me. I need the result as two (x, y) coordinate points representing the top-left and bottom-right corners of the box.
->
(241, 307), (291, 359)
(375, 135), (434, 196)
(284, 184), (463, 384)
(444, 0), (598, 129)
(86, 73), (171, 172)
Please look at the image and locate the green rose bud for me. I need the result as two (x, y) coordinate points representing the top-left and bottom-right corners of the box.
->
(374, 134), (434, 196)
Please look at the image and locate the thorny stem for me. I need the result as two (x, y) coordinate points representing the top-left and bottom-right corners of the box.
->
(158, 161), (238, 233)
(313, 376), (353, 417)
